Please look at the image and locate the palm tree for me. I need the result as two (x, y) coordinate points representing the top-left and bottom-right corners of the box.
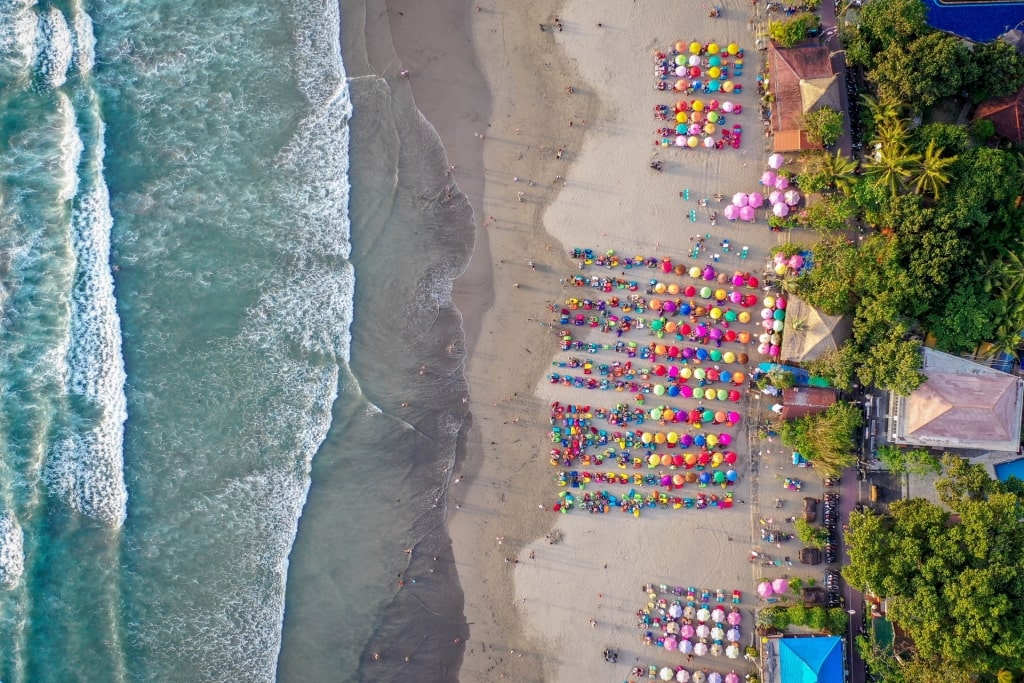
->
(867, 143), (921, 197)
(820, 150), (859, 196)
(860, 93), (901, 126)
(871, 117), (912, 151)
(912, 139), (957, 199)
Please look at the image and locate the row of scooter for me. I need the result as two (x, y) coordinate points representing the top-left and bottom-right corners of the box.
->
(823, 492), (840, 601)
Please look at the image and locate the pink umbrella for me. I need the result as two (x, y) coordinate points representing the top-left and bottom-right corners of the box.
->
(772, 577), (789, 594)
(719, 433), (732, 445)
(769, 344), (780, 356)
(665, 636), (679, 651)
(721, 100), (735, 113)
(725, 674), (740, 683)
(774, 175), (790, 190)
(727, 610), (742, 625)
(723, 204), (739, 220)
(681, 624), (696, 638)
(772, 202), (789, 217)
(747, 191), (764, 208)
(768, 153), (785, 169)
(680, 639), (695, 654)
(784, 189), (801, 206)
(739, 205), (755, 221)
(729, 291), (743, 303)
(768, 190), (782, 204)
(757, 581), (773, 597)
(675, 136), (687, 147)
(676, 65), (687, 77)
(760, 170), (777, 186)
(731, 192), (748, 207)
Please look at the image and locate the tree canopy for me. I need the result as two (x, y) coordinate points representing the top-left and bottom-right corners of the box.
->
(844, 455), (1024, 677)
(779, 401), (862, 476)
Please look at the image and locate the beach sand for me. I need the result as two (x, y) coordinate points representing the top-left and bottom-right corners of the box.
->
(388, 0), (803, 680)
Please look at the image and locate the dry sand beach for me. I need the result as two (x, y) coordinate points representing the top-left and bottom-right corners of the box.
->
(389, 0), (800, 680)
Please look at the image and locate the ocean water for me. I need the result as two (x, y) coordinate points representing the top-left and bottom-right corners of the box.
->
(0, 1), (472, 681)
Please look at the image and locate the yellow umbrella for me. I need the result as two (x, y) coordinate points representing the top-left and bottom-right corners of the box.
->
(708, 42), (720, 55)
(692, 100), (705, 112)
(689, 41), (702, 54)
(727, 42), (739, 55)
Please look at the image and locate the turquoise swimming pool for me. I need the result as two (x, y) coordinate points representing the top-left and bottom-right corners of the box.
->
(995, 458), (1024, 482)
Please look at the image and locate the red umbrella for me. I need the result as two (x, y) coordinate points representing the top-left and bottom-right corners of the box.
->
(724, 451), (738, 464)
(680, 323), (692, 335)
(724, 330), (737, 342)
(728, 390), (741, 401)
(673, 454), (685, 467)
(689, 409), (702, 422)
(668, 346), (681, 357)
(685, 285), (697, 297)
(655, 365), (668, 376)
(707, 368), (720, 381)
(747, 276), (760, 289)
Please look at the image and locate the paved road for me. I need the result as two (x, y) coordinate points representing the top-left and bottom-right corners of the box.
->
(839, 466), (866, 683)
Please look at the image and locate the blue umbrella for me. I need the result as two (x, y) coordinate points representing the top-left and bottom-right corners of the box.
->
(726, 469), (738, 482)
(696, 348), (709, 361)
(694, 434), (707, 447)
(668, 386), (680, 397)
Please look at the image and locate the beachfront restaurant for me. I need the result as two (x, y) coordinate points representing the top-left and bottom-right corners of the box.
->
(761, 634), (844, 683)
(766, 43), (839, 153)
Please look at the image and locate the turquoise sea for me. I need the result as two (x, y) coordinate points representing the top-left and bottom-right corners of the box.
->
(0, 1), (472, 681)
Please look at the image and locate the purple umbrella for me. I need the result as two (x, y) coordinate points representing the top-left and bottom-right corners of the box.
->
(747, 191), (764, 208)
(680, 639), (694, 654)
(784, 189), (801, 206)
(723, 204), (739, 220)
(665, 636), (679, 651)
(774, 175), (790, 190)
(739, 205), (755, 221)
(726, 627), (741, 642)
(768, 190), (782, 205)
(772, 202), (789, 217)
(681, 624), (696, 638)
(760, 170), (777, 186)
(709, 328), (723, 340)
(731, 192), (748, 207)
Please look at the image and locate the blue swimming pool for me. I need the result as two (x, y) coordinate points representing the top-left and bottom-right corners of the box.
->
(927, 0), (1024, 43)
(995, 457), (1024, 482)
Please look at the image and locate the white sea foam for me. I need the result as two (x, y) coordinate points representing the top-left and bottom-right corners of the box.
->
(68, 0), (95, 76)
(44, 96), (128, 527)
(0, 510), (24, 589)
(35, 6), (72, 89)
(55, 92), (83, 203)
(0, 0), (39, 86)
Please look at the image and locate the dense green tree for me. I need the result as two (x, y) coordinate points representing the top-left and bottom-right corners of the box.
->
(798, 236), (861, 314)
(845, 458), (1024, 677)
(876, 444), (941, 476)
(794, 518), (830, 548)
(909, 122), (969, 155)
(967, 40), (1024, 102)
(795, 194), (856, 233)
(799, 106), (844, 147)
(769, 13), (820, 48)
(779, 401), (862, 476)
(805, 344), (857, 391)
(870, 33), (979, 110)
(844, 0), (929, 69)
(926, 280), (1002, 354)
(866, 141), (920, 197)
(798, 150), (859, 195)
(853, 318), (925, 396)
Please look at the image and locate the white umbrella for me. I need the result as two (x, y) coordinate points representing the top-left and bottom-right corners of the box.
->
(772, 202), (789, 217)
(694, 642), (709, 656)
(768, 153), (785, 169)
(677, 670), (692, 683)
(711, 626), (725, 641)
(684, 605), (697, 620)
(697, 607), (711, 622)
(711, 608), (726, 623)
(784, 189), (801, 206)
(704, 136), (716, 148)
(669, 603), (683, 618)
(689, 54), (702, 66)
(726, 644), (740, 659)
(696, 624), (711, 639)
(661, 667), (675, 681)
(692, 671), (707, 683)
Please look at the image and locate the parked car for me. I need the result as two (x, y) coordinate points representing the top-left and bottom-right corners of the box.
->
(802, 496), (818, 522)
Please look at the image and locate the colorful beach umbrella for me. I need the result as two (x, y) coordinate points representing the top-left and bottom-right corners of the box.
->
(768, 153), (785, 169)
(731, 192), (748, 207)
(739, 205), (755, 221)
(747, 191), (764, 208)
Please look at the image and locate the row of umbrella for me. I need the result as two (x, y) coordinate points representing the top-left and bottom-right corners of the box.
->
(671, 97), (740, 113)
(673, 40), (743, 56)
(657, 667), (741, 682)
(757, 577), (789, 597)
(662, 639), (743, 658)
